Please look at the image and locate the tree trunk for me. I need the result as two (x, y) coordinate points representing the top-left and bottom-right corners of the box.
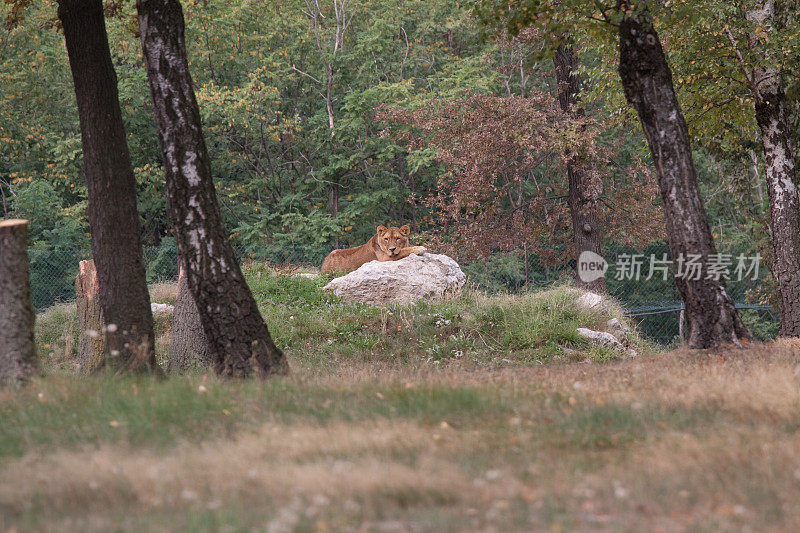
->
(329, 181), (340, 248)
(618, 14), (750, 348)
(754, 73), (800, 337)
(0, 219), (37, 386)
(553, 42), (606, 293)
(76, 259), (105, 374)
(746, 2), (800, 337)
(169, 266), (212, 372)
(136, 0), (288, 378)
(58, 0), (157, 371)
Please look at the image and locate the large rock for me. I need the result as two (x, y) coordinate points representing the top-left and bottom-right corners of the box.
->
(323, 253), (466, 305)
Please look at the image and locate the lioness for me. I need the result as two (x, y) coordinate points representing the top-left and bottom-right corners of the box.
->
(320, 225), (427, 272)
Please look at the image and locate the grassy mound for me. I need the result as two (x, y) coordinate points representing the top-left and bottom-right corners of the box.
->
(35, 263), (647, 374)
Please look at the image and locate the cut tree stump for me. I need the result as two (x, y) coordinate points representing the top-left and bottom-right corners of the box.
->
(0, 219), (37, 386)
(169, 265), (212, 372)
(76, 259), (105, 373)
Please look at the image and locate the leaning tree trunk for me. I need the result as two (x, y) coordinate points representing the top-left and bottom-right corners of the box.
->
(76, 259), (105, 374)
(169, 265), (212, 372)
(746, 2), (800, 337)
(618, 14), (751, 348)
(58, 0), (157, 371)
(136, 0), (288, 377)
(0, 219), (37, 386)
(554, 42), (606, 293)
(753, 69), (800, 337)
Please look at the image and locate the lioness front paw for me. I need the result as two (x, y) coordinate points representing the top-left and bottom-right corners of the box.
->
(413, 246), (427, 255)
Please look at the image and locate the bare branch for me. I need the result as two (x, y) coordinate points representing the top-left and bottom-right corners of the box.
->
(290, 64), (322, 84)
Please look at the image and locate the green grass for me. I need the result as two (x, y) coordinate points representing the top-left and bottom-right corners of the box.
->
(1, 369), (722, 463)
(3, 369), (721, 463)
(0, 375), (236, 456)
(0, 373), (508, 460)
(242, 266), (648, 369)
(35, 303), (79, 374)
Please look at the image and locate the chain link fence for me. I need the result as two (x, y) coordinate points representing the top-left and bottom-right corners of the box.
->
(600, 246), (778, 345)
(27, 241), (779, 347)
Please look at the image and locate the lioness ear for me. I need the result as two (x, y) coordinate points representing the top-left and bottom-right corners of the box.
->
(399, 225), (410, 236)
(376, 225), (387, 236)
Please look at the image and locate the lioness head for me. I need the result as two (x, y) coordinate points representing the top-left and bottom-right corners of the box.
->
(376, 225), (410, 257)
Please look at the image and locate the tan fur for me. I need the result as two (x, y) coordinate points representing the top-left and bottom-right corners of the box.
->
(320, 225), (427, 273)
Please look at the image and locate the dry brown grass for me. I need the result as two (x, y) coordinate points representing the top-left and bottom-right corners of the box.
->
(149, 281), (179, 304)
(495, 337), (800, 421)
(3, 341), (800, 531)
(0, 422), (468, 511)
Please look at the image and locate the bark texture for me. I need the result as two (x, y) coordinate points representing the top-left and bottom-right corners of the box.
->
(76, 259), (105, 374)
(136, 0), (288, 377)
(553, 42), (606, 293)
(58, 0), (157, 371)
(618, 15), (750, 348)
(746, 2), (800, 337)
(0, 219), (37, 386)
(169, 266), (212, 372)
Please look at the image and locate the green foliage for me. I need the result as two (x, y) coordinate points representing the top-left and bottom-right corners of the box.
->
(144, 238), (178, 283)
(3, 0), (655, 261)
(10, 180), (87, 249)
(10, 180), (90, 309)
(1, 0), (786, 317)
(739, 308), (780, 341)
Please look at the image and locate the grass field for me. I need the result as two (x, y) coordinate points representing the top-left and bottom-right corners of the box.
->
(3, 269), (800, 531)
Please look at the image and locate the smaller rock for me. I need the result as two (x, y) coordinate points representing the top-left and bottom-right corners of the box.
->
(606, 318), (631, 346)
(292, 273), (318, 279)
(576, 291), (607, 313)
(577, 327), (636, 357)
(150, 302), (174, 315)
(577, 328), (624, 350)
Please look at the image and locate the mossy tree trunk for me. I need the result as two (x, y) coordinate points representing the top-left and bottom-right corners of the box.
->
(0, 219), (37, 386)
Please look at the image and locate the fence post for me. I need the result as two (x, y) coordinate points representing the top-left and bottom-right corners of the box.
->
(678, 306), (685, 343)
